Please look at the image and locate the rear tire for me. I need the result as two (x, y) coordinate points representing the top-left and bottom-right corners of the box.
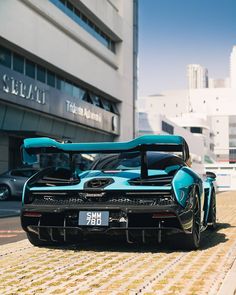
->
(183, 193), (201, 250)
(208, 190), (217, 230)
(0, 185), (11, 201)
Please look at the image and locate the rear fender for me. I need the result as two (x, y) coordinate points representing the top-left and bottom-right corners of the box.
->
(172, 167), (203, 207)
(203, 180), (214, 225)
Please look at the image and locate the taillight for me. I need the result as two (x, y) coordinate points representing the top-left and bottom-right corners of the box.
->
(152, 212), (175, 218)
(23, 212), (42, 217)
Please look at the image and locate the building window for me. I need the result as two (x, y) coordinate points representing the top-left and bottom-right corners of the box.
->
(190, 127), (203, 134)
(102, 99), (113, 112)
(230, 149), (236, 163)
(66, 0), (73, 12)
(210, 143), (214, 151)
(49, 0), (116, 52)
(162, 121), (174, 134)
(25, 59), (35, 79)
(47, 70), (55, 87)
(0, 46), (11, 68)
(56, 76), (63, 90)
(36, 65), (46, 83)
(91, 94), (103, 108)
(0, 44), (118, 114)
(13, 53), (24, 73)
(83, 92), (93, 104)
(64, 80), (73, 96)
(73, 85), (85, 100)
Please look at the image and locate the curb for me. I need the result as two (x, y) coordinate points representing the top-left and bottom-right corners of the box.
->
(217, 259), (236, 295)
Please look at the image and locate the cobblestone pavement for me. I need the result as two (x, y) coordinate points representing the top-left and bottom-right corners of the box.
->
(0, 191), (236, 295)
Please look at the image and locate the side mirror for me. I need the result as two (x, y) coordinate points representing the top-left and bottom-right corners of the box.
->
(206, 171), (216, 180)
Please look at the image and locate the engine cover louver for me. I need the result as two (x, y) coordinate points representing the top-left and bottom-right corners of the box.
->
(128, 175), (173, 186)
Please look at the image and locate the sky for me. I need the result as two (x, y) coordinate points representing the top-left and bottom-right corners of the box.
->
(138, 0), (236, 96)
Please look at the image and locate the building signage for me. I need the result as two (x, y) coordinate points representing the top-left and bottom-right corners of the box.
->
(2, 74), (46, 105)
(66, 100), (102, 123)
(0, 65), (119, 135)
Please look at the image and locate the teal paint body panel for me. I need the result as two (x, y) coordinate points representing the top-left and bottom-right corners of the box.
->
(203, 176), (216, 224)
(28, 169), (172, 192)
(23, 134), (185, 152)
(172, 167), (203, 207)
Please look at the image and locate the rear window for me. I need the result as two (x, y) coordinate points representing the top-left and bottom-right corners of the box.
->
(92, 152), (185, 171)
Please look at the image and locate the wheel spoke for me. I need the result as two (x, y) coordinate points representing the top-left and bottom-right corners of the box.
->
(0, 186), (9, 200)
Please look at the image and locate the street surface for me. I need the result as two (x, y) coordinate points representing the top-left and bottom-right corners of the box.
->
(0, 191), (236, 295)
(0, 201), (25, 245)
(0, 216), (26, 245)
(0, 201), (21, 218)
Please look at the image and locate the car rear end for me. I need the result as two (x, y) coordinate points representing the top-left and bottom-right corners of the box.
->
(20, 135), (196, 245)
(21, 180), (194, 244)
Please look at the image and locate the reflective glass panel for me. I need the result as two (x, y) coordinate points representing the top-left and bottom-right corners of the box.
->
(37, 65), (46, 83)
(25, 60), (35, 79)
(64, 80), (73, 96)
(0, 46), (11, 68)
(13, 53), (24, 73)
(47, 70), (56, 87)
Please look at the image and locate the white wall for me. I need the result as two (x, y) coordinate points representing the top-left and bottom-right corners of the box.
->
(138, 113), (205, 175)
(139, 87), (236, 161)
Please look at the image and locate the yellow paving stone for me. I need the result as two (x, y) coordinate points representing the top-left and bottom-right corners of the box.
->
(51, 289), (66, 294)
(0, 192), (236, 294)
(152, 284), (166, 291)
(95, 292), (111, 295)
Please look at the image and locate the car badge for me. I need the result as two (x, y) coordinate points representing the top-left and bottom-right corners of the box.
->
(79, 192), (105, 198)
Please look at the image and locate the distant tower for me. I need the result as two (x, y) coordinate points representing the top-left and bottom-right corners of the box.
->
(187, 64), (208, 89)
(230, 46), (236, 88)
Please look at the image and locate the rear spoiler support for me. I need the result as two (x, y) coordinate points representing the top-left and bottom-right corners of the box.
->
(141, 150), (148, 179)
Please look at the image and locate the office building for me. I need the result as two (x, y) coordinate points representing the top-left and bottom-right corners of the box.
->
(187, 64), (208, 89)
(0, 0), (138, 172)
(139, 87), (235, 163)
(138, 112), (206, 174)
(209, 78), (230, 88)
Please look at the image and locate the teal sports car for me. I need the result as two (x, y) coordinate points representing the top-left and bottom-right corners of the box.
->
(20, 135), (216, 250)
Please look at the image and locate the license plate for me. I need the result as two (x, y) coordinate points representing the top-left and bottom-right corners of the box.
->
(79, 211), (109, 226)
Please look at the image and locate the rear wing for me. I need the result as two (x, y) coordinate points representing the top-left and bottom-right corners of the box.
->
(22, 135), (190, 166)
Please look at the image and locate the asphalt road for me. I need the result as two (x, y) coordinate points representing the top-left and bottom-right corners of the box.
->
(0, 201), (21, 218)
(0, 200), (25, 245)
(0, 191), (236, 295)
(0, 216), (26, 245)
